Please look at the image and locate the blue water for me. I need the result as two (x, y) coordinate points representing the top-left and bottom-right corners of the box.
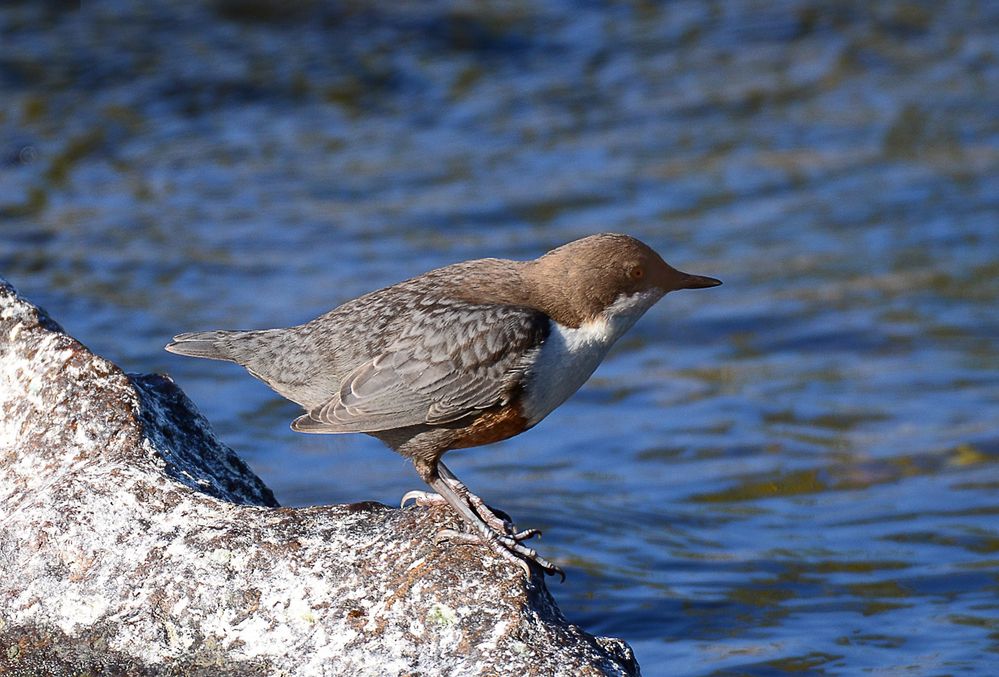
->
(3, 1), (998, 674)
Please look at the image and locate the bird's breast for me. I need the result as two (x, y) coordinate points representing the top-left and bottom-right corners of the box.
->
(519, 316), (619, 426)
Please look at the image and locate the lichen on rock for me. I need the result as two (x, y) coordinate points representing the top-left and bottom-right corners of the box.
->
(0, 277), (639, 676)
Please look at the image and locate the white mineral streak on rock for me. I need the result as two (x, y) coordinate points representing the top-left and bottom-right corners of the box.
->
(0, 277), (638, 676)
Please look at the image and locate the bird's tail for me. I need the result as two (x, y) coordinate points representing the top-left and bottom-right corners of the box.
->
(166, 327), (316, 408)
(165, 330), (242, 362)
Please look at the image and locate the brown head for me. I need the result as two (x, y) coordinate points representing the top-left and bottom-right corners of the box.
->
(522, 233), (721, 327)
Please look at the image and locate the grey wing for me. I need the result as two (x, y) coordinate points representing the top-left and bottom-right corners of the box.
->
(291, 304), (550, 434)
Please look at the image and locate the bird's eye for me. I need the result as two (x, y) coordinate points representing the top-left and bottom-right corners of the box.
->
(629, 265), (644, 280)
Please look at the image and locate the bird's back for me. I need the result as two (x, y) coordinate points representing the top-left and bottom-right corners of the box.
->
(167, 257), (532, 411)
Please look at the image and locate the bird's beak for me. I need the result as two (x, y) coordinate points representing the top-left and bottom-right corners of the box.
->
(651, 258), (722, 293)
(677, 272), (722, 290)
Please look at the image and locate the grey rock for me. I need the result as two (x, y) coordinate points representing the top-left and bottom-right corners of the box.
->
(0, 277), (639, 676)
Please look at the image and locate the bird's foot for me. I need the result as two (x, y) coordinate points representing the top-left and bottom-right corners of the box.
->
(461, 485), (539, 539)
(437, 527), (565, 581)
(436, 467), (539, 539)
(411, 461), (565, 581)
(401, 484), (541, 542)
(400, 490), (443, 508)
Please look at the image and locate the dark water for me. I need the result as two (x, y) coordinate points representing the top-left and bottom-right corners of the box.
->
(3, 1), (998, 674)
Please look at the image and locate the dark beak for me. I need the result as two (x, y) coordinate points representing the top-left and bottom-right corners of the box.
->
(678, 272), (722, 290)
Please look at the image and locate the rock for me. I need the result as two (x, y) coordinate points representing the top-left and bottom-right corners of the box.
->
(0, 277), (639, 676)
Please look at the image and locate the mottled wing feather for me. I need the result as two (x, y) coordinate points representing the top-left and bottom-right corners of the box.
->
(295, 303), (549, 433)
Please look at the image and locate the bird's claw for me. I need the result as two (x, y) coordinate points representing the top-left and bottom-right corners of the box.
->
(400, 490), (445, 508)
(434, 526), (563, 581)
(414, 463), (566, 581)
(401, 488), (535, 539)
(511, 528), (542, 541)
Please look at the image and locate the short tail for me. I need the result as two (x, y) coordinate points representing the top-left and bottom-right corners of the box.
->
(165, 330), (240, 362)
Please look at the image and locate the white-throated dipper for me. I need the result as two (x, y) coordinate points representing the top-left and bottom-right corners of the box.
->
(166, 233), (720, 579)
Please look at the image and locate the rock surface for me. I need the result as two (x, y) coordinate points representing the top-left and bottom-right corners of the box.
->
(0, 277), (639, 676)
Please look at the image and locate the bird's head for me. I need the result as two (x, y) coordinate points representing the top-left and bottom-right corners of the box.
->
(529, 233), (721, 327)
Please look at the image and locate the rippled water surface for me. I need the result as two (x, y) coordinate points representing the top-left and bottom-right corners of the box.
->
(3, 1), (998, 674)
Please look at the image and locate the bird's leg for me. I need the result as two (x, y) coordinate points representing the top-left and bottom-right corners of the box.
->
(401, 468), (540, 542)
(422, 467), (530, 575)
(437, 462), (541, 541)
(414, 460), (564, 580)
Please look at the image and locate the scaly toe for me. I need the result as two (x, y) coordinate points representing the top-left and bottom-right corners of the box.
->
(511, 528), (541, 541)
(435, 528), (476, 545)
(400, 490), (446, 509)
(436, 527), (562, 580)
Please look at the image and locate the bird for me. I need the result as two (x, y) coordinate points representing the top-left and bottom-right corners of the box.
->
(165, 233), (721, 579)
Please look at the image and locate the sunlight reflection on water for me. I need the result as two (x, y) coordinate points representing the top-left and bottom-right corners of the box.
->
(2, 1), (997, 673)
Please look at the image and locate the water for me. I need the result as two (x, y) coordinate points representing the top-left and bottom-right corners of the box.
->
(2, 1), (998, 674)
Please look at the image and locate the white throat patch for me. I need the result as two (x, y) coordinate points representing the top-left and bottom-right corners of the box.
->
(520, 290), (662, 426)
